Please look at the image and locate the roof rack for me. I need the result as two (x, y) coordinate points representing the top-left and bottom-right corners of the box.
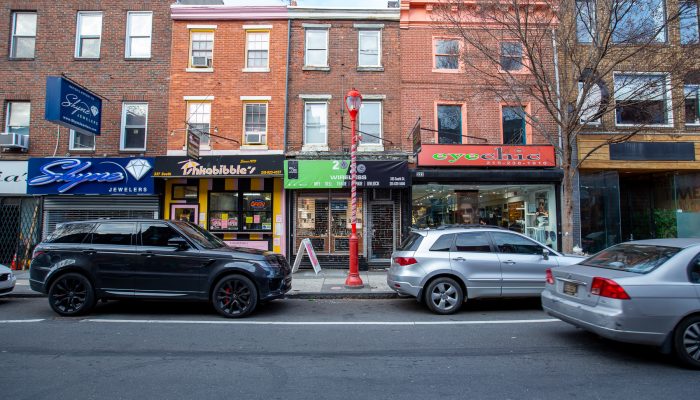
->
(433, 224), (507, 230)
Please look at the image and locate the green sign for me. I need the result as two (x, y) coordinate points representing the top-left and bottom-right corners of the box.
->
(284, 160), (410, 189)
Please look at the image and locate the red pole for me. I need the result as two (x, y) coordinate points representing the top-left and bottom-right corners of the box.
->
(345, 114), (364, 288)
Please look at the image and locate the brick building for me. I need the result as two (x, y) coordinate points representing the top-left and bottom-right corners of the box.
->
(0, 0), (172, 266)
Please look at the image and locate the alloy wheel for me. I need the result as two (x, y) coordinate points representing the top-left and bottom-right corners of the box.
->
(682, 322), (700, 362)
(49, 273), (94, 316)
(430, 282), (459, 311)
(213, 275), (258, 318)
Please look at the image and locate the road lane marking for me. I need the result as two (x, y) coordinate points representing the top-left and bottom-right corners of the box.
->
(0, 319), (45, 323)
(84, 318), (560, 326)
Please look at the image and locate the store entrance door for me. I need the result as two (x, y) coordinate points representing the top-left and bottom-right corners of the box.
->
(368, 202), (396, 261)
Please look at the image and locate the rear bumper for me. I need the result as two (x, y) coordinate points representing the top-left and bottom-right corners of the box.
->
(387, 269), (423, 298)
(541, 290), (667, 346)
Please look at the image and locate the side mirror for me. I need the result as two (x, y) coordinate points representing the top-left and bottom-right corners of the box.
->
(542, 249), (550, 260)
(167, 237), (189, 251)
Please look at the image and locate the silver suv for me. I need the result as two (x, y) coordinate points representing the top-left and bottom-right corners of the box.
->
(388, 226), (583, 314)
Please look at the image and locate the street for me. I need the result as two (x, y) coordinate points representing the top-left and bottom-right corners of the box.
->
(1, 296), (696, 399)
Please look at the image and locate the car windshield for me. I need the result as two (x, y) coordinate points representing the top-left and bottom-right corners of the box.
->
(580, 244), (681, 274)
(172, 220), (227, 250)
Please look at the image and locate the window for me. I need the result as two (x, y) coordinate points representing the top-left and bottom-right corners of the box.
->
(491, 232), (543, 255)
(245, 31), (269, 69)
(10, 12), (37, 58)
(90, 223), (134, 246)
(500, 42), (523, 71)
(305, 29), (328, 67)
(437, 105), (462, 144)
(398, 233), (423, 251)
(187, 102), (211, 147)
(358, 30), (381, 67)
(172, 184), (198, 200)
(190, 31), (214, 68)
(126, 12), (152, 58)
(581, 244), (680, 274)
(75, 12), (102, 58)
(577, 81), (602, 124)
(209, 192), (239, 231)
(685, 84), (700, 125)
(244, 103), (267, 145)
(304, 102), (328, 145)
(242, 192), (272, 231)
(429, 234), (455, 252)
(689, 255), (700, 283)
(680, 0), (700, 44)
(5, 102), (30, 136)
(434, 39), (459, 70)
(576, 0), (595, 43)
(359, 101), (382, 145)
(502, 106), (526, 144)
(120, 103), (148, 151)
(455, 232), (492, 253)
(69, 129), (95, 151)
(614, 73), (670, 125)
(140, 223), (183, 247)
(612, 0), (666, 43)
(46, 223), (94, 244)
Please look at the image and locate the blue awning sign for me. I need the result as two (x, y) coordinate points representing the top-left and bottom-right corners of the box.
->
(44, 76), (102, 136)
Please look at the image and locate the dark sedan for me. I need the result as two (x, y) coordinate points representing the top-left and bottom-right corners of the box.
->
(29, 219), (291, 318)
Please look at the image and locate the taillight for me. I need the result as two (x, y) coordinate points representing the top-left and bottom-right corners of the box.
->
(393, 257), (417, 266)
(590, 277), (630, 300)
(545, 268), (554, 285)
(32, 249), (45, 259)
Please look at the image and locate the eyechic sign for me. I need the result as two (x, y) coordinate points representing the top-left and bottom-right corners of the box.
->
(27, 158), (154, 195)
(44, 76), (102, 135)
(417, 145), (557, 167)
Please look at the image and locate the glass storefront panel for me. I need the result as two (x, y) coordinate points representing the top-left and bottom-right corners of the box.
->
(579, 172), (622, 254)
(412, 184), (558, 249)
(295, 191), (363, 254)
(675, 173), (700, 238)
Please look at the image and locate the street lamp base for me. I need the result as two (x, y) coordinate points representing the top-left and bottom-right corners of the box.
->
(344, 273), (365, 289)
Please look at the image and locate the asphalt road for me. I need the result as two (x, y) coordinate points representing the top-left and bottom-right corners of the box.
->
(1, 296), (696, 400)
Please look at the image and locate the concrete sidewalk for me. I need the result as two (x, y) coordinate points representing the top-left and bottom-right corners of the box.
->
(7, 269), (397, 299)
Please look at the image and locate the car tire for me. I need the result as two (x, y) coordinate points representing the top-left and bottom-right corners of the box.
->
(674, 315), (700, 369)
(48, 272), (96, 317)
(211, 274), (258, 318)
(424, 277), (464, 315)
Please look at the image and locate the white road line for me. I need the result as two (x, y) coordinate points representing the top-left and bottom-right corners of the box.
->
(0, 319), (45, 323)
(84, 318), (560, 326)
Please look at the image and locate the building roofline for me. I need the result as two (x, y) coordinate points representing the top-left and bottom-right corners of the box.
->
(288, 7), (399, 20)
(171, 5), (289, 20)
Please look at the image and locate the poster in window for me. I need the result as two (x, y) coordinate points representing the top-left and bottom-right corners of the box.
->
(454, 191), (478, 225)
(171, 204), (198, 224)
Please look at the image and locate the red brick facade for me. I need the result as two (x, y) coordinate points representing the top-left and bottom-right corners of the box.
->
(0, 0), (172, 158)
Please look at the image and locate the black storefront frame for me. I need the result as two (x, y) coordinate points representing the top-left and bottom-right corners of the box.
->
(207, 188), (274, 235)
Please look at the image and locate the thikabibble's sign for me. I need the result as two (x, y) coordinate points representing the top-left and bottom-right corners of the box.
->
(417, 144), (556, 167)
(44, 76), (102, 136)
(284, 160), (410, 189)
(27, 158), (154, 195)
(153, 155), (284, 178)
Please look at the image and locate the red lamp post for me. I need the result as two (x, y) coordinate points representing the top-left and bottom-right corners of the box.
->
(344, 88), (364, 289)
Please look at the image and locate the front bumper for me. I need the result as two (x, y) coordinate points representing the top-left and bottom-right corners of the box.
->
(0, 274), (17, 296)
(541, 289), (667, 346)
(261, 274), (292, 301)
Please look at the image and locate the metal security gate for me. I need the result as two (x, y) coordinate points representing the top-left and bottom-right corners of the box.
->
(43, 196), (160, 238)
(368, 201), (397, 261)
(0, 197), (42, 268)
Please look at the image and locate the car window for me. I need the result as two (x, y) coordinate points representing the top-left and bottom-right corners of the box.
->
(171, 220), (226, 249)
(46, 223), (94, 244)
(398, 232), (424, 251)
(490, 232), (543, 255)
(140, 223), (184, 247)
(430, 233), (455, 252)
(454, 232), (492, 252)
(689, 255), (700, 284)
(580, 244), (680, 274)
(90, 223), (134, 246)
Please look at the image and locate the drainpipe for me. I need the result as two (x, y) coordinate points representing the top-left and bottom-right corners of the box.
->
(284, 18), (291, 154)
(551, 28), (563, 153)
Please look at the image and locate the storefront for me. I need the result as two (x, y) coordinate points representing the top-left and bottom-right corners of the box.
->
(284, 159), (411, 266)
(153, 155), (285, 253)
(414, 144), (563, 250)
(0, 160), (40, 267)
(26, 157), (158, 237)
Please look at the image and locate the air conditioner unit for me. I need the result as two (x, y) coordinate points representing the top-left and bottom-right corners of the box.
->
(191, 56), (211, 67)
(245, 132), (266, 145)
(0, 132), (29, 151)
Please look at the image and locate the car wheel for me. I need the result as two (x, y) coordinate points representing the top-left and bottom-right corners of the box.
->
(48, 273), (95, 317)
(424, 277), (464, 315)
(674, 315), (700, 369)
(212, 275), (258, 318)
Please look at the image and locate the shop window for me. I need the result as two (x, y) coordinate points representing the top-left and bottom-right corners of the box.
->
(69, 129), (95, 151)
(434, 38), (459, 70)
(614, 73), (670, 126)
(245, 31), (269, 69)
(187, 102), (211, 147)
(5, 101), (30, 137)
(681, 1), (700, 44)
(244, 103), (267, 145)
(242, 192), (272, 231)
(612, 0), (666, 43)
(120, 102), (148, 151)
(90, 223), (133, 246)
(358, 29), (381, 67)
(359, 101), (382, 145)
(685, 84), (700, 125)
(502, 106), (526, 144)
(126, 11), (152, 58)
(75, 11), (102, 58)
(500, 42), (523, 71)
(10, 11), (37, 58)
(437, 105), (462, 144)
(455, 232), (492, 252)
(491, 231), (543, 255)
(576, 0), (595, 43)
(305, 28), (328, 67)
(430, 234), (455, 252)
(295, 192), (363, 254)
(172, 184), (198, 200)
(140, 223), (182, 247)
(209, 192), (239, 231)
(190, 30), (214, 68)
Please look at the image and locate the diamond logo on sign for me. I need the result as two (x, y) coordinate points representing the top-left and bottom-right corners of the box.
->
(90, 105), (99, 117)
(125, 159), (152, 181)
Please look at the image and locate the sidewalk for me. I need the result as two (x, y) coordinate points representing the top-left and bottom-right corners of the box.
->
(7, 269), (397, 299)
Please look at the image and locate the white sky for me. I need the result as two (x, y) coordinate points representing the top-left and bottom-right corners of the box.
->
(221, 0), (392, 8)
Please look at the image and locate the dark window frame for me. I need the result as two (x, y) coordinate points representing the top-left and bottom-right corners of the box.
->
(172, 184), (199, 200)
(489, 231), (545, 255)
(89, 222), (135, 246)
(207, 190), (274, 233)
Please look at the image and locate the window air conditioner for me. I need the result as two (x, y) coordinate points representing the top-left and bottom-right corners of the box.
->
(245, 132), (265, 145)
(0, 132), (29, 151)
(191, 56), (211, 67)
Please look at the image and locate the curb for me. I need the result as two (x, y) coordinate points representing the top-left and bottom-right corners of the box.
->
(5, 292), (399, 300)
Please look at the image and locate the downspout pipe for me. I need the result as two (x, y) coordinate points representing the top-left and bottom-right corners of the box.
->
(284, 18), (291, 154)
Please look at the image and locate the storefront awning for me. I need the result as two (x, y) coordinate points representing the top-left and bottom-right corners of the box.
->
(153, 155), (284, 178)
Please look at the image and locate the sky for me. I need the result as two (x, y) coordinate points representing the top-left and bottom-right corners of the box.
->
(221, 0), (392, 8)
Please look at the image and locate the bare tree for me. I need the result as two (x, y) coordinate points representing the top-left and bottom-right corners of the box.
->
(432, 0), (696, 251)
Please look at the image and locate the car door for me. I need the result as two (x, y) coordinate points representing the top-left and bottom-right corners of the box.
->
(489, 231), (558, 297)
(88, 222), (138, 296)
(450, 231), (501, 297)
(133, 222), (210, 297)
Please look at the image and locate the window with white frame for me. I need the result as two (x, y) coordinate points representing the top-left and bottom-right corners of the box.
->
(243, 103), (267, 145)
(577, 81), (602, 124)
(358, 30), (381, 67)
(190, 31), (214, 68)
(304, 102), (327, 145)
(75, 12), (103, 58)
(246, 31), (269, 69)
(434, 39), (459, 70)
(126, 12), (152, 58)
(70, 130), (95, 150)
(305, 29), (328, 67)
(614, 73), (671, 126)
(359, 101), (382, 145)
(5, 102), (30, 136)
(576, 0), (595, 43)
(612, 0), (666, 43)
(187, 102), (211, 147)
(121, 103), (148, 150)
(10, 12), (37, 58)
(684, 84), (700, 125)
(680, 0), (700, 45)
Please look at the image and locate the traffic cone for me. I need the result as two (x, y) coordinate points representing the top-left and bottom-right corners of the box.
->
(10, 253), (18, 270)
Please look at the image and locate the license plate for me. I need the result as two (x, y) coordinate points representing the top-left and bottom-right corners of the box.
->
(563, 281), (578, 296)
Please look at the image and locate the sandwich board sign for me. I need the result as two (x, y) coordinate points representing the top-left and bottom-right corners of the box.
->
(292, 238), (322, 274)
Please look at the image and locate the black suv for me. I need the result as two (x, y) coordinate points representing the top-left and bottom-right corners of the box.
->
(29, 219), (291, 318)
